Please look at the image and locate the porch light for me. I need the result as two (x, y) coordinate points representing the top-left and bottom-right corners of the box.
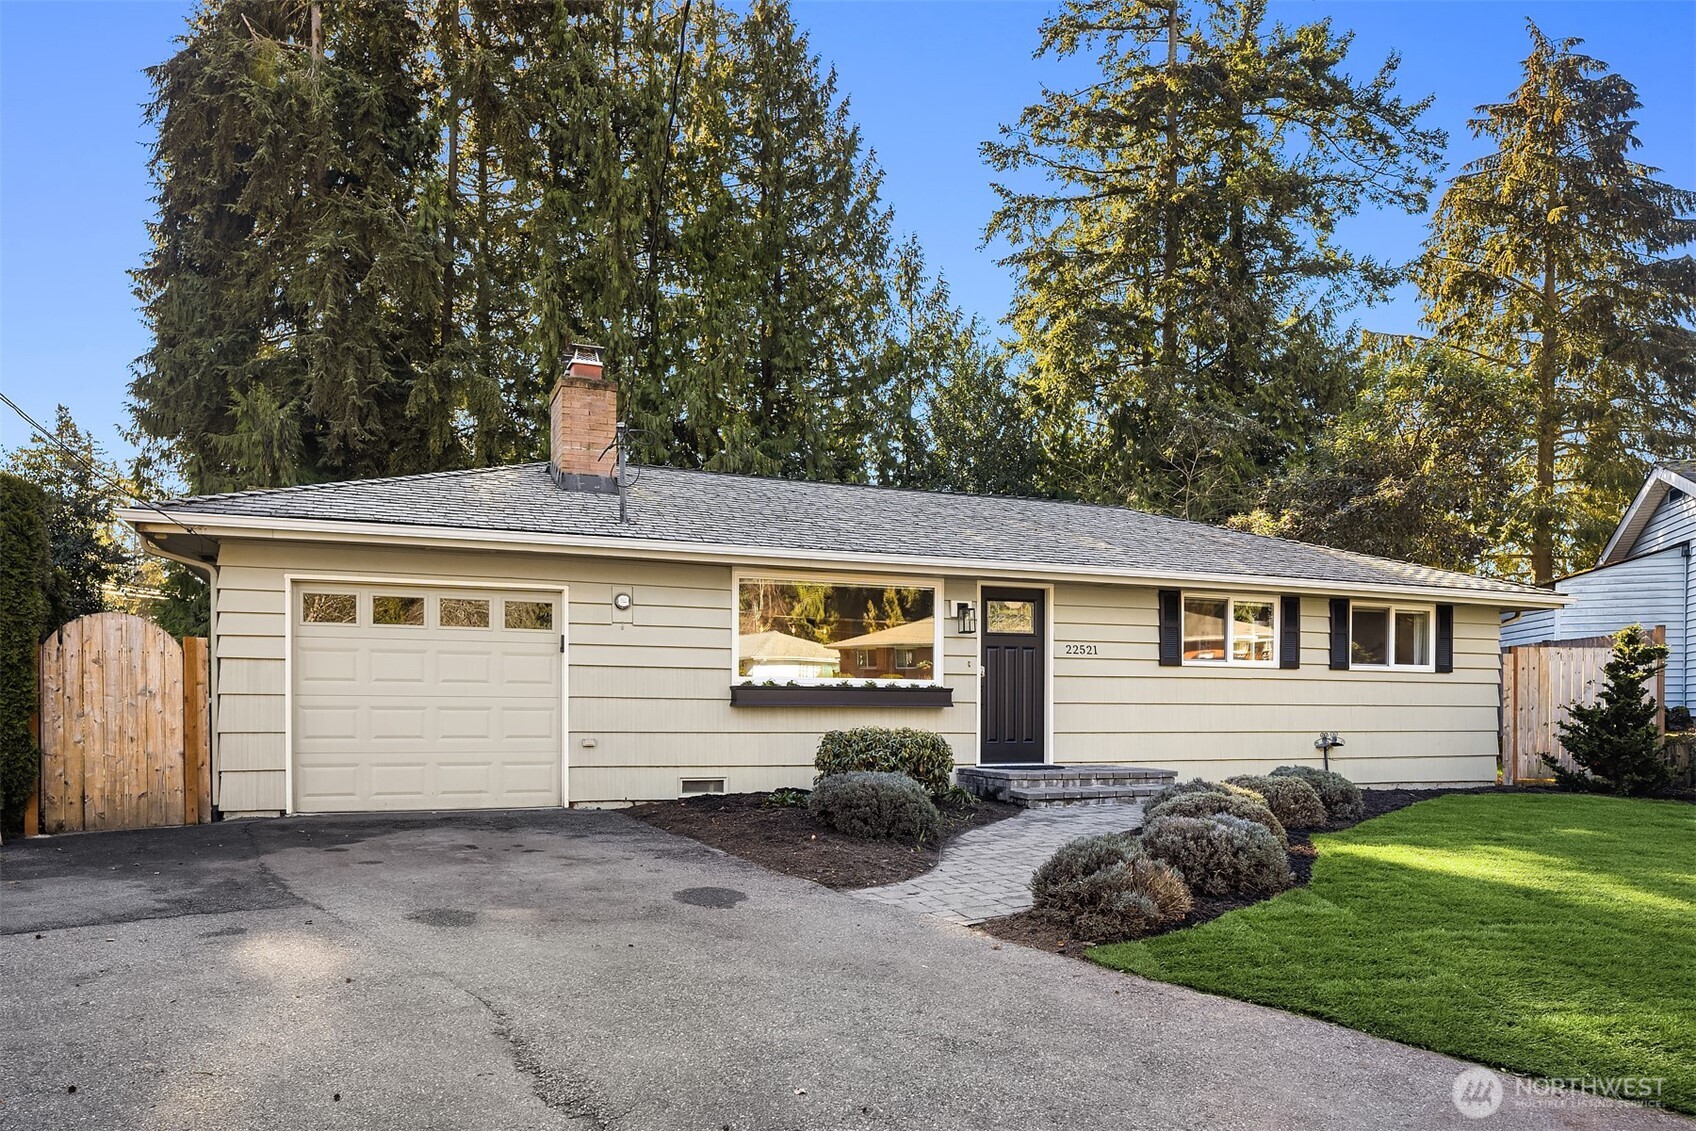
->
(954, 601), (977, 635)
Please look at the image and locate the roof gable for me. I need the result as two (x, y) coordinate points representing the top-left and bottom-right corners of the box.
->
(1598, 462), (1696, 566)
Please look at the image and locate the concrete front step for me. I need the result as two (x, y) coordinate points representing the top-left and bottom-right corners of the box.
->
(957, 765), (1178, 807)
(1005, 786), (1159, 807)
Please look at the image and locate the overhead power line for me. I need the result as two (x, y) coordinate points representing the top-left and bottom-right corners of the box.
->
(0, 392), (202, 538)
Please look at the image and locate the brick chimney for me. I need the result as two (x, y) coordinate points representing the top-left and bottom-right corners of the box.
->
(549, 343), (617, 491)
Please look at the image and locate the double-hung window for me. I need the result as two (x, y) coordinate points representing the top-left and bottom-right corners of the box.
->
(1182, 594), (1277, 665)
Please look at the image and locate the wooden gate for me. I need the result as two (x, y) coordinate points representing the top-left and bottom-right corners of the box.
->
(36, 613), (211, 833)
(1501, 626), (1667, 784)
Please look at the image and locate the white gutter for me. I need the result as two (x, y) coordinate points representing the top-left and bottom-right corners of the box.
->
(117, 507), (1571, 609)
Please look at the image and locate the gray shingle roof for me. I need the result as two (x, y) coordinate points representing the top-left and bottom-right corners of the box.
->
(152, 462), (1549, 599)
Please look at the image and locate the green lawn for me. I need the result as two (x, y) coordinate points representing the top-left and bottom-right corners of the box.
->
(1092, 794), (1696, 1113)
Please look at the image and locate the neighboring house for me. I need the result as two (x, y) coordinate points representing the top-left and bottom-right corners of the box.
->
(830, 618), (936, 679)
(120, 346), (1563, 816)
(1501, 461), (1695, 710)
(736, 630), (840, 681)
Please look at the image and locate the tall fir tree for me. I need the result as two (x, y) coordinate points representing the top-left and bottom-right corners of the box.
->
(133, 0), (947, 491)
(984, 0), (1442, 519)
(133, 0), (443, 493)
(1417, 22), (1696, 584)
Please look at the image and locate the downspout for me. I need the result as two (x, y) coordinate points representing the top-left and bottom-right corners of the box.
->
(140, 533), (220, 812)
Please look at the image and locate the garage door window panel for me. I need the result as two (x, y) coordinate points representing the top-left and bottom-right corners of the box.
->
(440, 597), (491, 629)
(505, 600), (555, 630)
(374, 595), (425, 626)
(302, 592), (357, 624)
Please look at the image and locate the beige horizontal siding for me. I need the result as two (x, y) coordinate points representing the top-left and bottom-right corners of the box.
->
(1049, 583), (1503, 785)
(206, 539), (1509, 811)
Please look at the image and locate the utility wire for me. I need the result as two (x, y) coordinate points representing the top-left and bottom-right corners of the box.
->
(0, 391), (202, 538)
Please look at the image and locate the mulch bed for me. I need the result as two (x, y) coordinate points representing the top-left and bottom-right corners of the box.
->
(627, 791), (1023, 890)
(978, 786), (1476, 957)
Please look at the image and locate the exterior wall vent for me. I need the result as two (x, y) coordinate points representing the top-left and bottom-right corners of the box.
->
(679, 777), (726, 796)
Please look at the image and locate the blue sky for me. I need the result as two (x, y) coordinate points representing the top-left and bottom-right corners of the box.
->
(3, 0), (1693, 463)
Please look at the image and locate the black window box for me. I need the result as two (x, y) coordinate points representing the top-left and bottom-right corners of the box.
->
(730, 684), (954, 708)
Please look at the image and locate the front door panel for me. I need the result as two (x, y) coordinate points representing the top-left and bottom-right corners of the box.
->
(980, 588), (1045, 765)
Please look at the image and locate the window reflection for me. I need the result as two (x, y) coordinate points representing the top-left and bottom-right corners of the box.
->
(738, 580), (936, 681)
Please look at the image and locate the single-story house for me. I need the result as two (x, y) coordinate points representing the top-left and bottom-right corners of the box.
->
(1501, 461), (1694, 709)
(120, 346), (1564, 816)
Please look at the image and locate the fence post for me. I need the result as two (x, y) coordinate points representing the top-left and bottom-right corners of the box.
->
(24, 707), (40, 837)
(1500, 648), (1516, 785)
(183, 636), (211, 825)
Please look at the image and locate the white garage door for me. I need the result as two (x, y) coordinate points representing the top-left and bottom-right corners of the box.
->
(291, 582), (564, 813)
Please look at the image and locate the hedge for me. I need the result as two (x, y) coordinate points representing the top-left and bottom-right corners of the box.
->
(0, 473), (51, 830)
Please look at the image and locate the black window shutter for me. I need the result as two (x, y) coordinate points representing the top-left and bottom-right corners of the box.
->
(1158, 589), (1182, 666)
(1329, 598), (1351, 670)
(1280, 595), (1301, 669)
(1435, 604), (1455, 673)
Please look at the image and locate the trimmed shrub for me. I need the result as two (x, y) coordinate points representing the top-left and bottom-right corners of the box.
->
(815, 727), (955, 796)
(1144, 790), (1287, 846)
(0, 474), (50, 832)
(1227, 774), (1328, 829)
(1270, 765), (1365, 824)
(1030, 832), (1138, 898)
(808, 772), (940, 843)
(1144, 776), (1228, 812)
(1139, 814), (1292, 897)
(1030, 834), (1192, 942)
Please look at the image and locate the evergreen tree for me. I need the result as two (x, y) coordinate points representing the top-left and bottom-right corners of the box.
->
(1417, 22), (1696, 584)
(134, 0), (937, 491)
(1, 406), (138, 628)
(133, 0), (442, 493)
(1233, 343), (1527, 574)
(984, 0), (1442, 519)
(627, 0), (894, 480)
(1550, 625), (1670, 795)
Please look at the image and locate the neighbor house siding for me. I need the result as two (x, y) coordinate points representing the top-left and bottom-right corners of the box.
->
(1632, 489), (1696, 706)
(210, 539), (979, 813)
(1497, 546), (1689, 707)
(1048, 583), (1503, 785)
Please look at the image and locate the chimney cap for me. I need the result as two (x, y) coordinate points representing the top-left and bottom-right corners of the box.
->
(569, 342), (604, 368)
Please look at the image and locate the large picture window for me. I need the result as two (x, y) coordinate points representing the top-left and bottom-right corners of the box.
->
(736, 578), (938, 684)
(1183, 593), (1276, 664)
(1351, 603), (1433, 669)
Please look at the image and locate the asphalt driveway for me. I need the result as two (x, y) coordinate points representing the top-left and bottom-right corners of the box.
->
(1, 810), (1684, 1131)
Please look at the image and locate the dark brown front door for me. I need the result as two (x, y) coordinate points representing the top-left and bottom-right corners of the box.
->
(980, 587), (1045, 764)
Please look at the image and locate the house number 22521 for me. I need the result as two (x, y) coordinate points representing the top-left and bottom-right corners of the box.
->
(1063, 644), (1100, 656)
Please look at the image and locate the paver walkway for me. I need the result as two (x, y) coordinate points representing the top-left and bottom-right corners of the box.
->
(854, 802), (1147, 924)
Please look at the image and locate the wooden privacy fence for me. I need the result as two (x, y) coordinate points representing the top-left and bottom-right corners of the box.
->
(33, 612), (211, 834)
(1501, 626), (1667, 785)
